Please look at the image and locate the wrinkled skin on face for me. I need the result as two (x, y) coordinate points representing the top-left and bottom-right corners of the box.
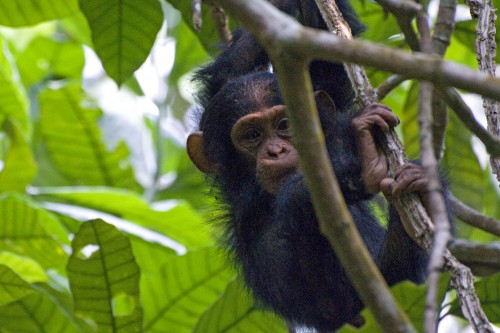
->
(230, 105), (299, 194)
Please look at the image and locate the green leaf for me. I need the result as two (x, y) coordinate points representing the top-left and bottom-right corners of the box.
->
(339, 275), (450, 333)
(0, 119), (37, 192)
(39, 85), (138, 190)
(0, 285), (83, 332)
(38, 187), (212, 247)
(17, 36), (85, 86)
(0, 252), (47, 284)
(354, 1), (401, 44)
(67, 219), (143, 332)
(0, 265), (34, 307)
(443, 111), (487, 216)
(0, 0), (79, 27)
(0, 194), (67, 269)
(143, 247), (233, 332)
(399, 82), (419, 159)
(193, 279), (287, 333)
(79, 0), (163, 85)
(0, 38), (29, 132)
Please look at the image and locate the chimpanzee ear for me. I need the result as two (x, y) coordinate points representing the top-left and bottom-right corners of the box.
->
(314, 90), (337, 112)
(187, 132), (218, 174)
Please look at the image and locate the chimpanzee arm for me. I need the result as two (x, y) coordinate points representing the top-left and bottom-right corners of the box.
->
(377, 206), (428, 285)
(377, 163), (453, 286)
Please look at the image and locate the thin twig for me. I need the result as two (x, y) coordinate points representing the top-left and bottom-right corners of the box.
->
(376, 74), (408, 101)
(416, 12), (452, 333)
(450, 194), (500, 237)
(209, 4), (233, 43)
(430, 0), (457, 160)
(191, 0), (203, 31)
(437, 87), (500, 157)
(451, 240), (500, 276)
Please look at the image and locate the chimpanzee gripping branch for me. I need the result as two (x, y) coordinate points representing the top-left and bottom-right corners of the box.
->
(314, 1), (493, 332)
(201, 0), (497, 332)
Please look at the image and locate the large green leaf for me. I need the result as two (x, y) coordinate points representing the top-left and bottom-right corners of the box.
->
(339, 275), (450, 333)
(67, 219), (143, 332)
(0, 38), (29, 132)
(193, 279), (287, 333)
(143, 247), (233, 332)
(0, 119), (37, 192)
(0, 0), (79, 27)
(0, 252), (47, 284)
(39, 85), (138, 190)
(0, 194), (67, 269)
(0, 265), (34, 307)
(17, 36), (85, 86)
(0, 285), (82, 332)
(79, 0), (163, 85)
(38, 187), (212, 248)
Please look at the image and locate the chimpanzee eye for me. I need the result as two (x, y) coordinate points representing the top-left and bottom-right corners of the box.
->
(277, 118), (289, 132)
(241, 128), (261, 142)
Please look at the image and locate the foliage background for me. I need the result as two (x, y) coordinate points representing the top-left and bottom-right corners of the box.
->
(0, 0), (498, 332)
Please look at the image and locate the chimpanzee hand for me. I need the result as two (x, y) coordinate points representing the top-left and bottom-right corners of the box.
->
(352, 103), (399, 195)
(380, 163), (431, 215)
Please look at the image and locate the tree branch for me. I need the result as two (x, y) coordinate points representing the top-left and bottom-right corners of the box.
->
(451, 240), (500, 276)
(450, 194), (500, 237)
(465, 0), (500, 183)
(415, 12), (452, 333)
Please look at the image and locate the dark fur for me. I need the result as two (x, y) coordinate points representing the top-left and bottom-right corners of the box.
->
(195, 72), (428, 331)
(192, 1), (429, 331)
(194, 0), (365, 111)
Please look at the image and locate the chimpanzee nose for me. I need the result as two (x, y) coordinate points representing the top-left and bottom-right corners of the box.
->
(267, 143), (285, 158)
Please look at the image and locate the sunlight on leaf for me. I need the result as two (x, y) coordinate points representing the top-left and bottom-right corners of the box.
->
(0, 119), (37, 192)
(39, 84), (139, 190)
(67, 219), (143, 332)
(0, 252), (47, 284)
(0, 265), (33, 307)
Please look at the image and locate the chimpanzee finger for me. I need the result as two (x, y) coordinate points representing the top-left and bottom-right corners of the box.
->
(364, 107), (399, 127)
(365, 103), (392, 113)
(392, 177), (428, 196)
(394, 163), (424, 179)
(392, 164), (427, 195)
(380, 178), (395, 198)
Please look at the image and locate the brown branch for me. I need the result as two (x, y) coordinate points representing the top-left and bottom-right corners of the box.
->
(465, 0), (500, 182)
(450, 194), (500, 237)
(416, 12), (453, 333)
(437, 87), (500, 157)
(376, 0), (421, 51)
(191, 0), (203, 31)
(430, 0), (457, 161)
(451, 240), (500, 276)
(375, 75), (408, 101)
(209, 4), (232, 43)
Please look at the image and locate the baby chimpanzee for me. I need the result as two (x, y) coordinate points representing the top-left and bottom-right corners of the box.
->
(187, 0), (435, 331)
(187, 72), (430, 332)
